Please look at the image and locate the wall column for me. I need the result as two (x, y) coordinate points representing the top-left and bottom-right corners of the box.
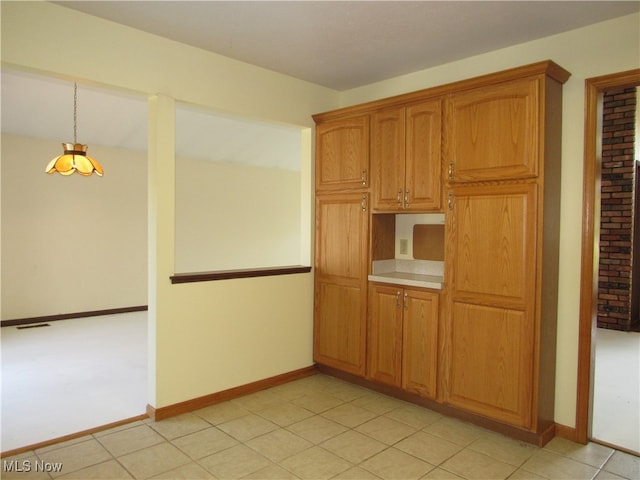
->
(147, 94), (176, 407)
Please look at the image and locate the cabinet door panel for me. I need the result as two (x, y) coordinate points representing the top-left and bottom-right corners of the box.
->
(314, 280), (366, 375)
(444, 301), (533, 427)
(315, 193), (369, 280)
(316, 115), (370, 191)
(403, 289), (439, 398)
(446, 77), (539, 182)
(372, 107), (405, 210)
(448, 183), (537, 307)
(368, 284), (403, 386)
(406, 100), (442, 210)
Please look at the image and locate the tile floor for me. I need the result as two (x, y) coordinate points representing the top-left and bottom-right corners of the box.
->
(2, 374), (638, 480)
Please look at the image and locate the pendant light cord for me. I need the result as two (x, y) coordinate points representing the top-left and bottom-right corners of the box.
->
(73, 82), (78, 145)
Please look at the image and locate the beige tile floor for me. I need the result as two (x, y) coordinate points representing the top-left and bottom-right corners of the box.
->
(2, 374), (638, 480)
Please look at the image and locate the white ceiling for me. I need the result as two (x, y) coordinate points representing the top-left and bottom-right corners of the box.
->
(2, 1), (638, 169)
(54, 0), (640, 91)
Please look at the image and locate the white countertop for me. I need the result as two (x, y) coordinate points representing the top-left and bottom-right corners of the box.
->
(369, 259), (444, 290)
(368, 271), (443, 289)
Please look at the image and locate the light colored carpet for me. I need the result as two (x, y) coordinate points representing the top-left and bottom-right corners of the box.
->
(1, 312), (147, 452)
(592, 327), (640, 454)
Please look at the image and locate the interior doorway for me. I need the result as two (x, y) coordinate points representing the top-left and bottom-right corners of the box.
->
(577, 69), (640, 455)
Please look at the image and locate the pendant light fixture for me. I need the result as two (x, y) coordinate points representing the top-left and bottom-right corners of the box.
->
(45, 82), (104, 176)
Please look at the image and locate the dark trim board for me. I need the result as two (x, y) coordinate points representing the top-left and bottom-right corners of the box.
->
(1, 305), (148, 327)
(170, 265), (311, 284)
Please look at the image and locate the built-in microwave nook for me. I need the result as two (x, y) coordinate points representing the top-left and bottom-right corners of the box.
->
(369, 213), (444, 289)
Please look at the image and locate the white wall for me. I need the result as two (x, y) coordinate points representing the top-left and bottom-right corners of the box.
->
(1, 134), (147, 319)
(339, 13), (640, 429)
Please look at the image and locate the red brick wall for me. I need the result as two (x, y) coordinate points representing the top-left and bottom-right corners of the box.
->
(598, 87), (638, 331)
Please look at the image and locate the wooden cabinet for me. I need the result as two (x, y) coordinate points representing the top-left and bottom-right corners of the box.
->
(368, 283), (439, 399)
(314, 192), (369, 375)
(314, 61), (569, 445)
(444, 183), (537, 427)
(316, 114), (370, 191)
(444, 77), (539, 183)
(442, 64), (569, 437)
(372, 100), (442, 211)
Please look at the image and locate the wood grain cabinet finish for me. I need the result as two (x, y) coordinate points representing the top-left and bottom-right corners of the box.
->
(316, 114), (370, 191)
(445, 77), (539, 182)
(444, 183), (537, 427)
(372, 100), (442, 211)
(313, 61), (570, 444)
(443, 64), (569, 437)
(368, 284), (439, 399)
(314, 192), (369, 375)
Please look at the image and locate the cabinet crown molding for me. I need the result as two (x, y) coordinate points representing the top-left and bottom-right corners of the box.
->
(312, 60), (570, 123)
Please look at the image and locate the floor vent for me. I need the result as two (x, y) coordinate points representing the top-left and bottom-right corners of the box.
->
(16, 323), (51, 329)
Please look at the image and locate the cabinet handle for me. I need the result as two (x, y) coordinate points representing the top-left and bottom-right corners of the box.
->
(447, 192), (453, 211)
(397, 189), (403, 207)
(396, 291), (401, 308)
(361, 194), (367, 212)
(403, 292), (409, 310)
(448, 161), (454, 180)
(361, 169), (367, 186)
(404, 190), (410, 208)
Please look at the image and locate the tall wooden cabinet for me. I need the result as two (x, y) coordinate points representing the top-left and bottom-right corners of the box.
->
(313, 61), (570, 445)
(313, 113), (370, 376)
(443, 67), (569, 437)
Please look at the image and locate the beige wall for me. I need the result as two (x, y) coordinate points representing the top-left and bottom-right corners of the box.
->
(175, 157), (302, 272)
(339, 13), (640, 428)
(1, 135), (148, 319)
(3, 1), (639, 426)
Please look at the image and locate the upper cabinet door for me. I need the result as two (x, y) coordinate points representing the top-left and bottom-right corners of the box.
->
(371, 107), (406, 210)
(371, 99), (442, 211)
(445, 77), (539, 182)
(316, 115), (370, 191)
(406, 99), (442, 210)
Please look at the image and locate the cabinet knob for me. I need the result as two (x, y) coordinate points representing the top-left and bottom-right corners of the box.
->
(397, 189), (403, 207)
(396, 291), (401, 308)
(403, 292), (409, 310)
(361, 194), (367, 212)
(404, 190), (410, 208)
(361, 169), (367, 186)
(448, 161), (454, 180)
(447, 192), (453, 210)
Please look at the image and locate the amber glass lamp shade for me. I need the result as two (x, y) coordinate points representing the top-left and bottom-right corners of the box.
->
(45, 143), (104, 176)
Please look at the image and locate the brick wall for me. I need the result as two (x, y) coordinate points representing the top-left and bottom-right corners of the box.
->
(598, 87), (638, 331)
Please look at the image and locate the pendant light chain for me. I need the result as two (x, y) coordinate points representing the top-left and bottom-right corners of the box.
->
(73, 82), (78, 145)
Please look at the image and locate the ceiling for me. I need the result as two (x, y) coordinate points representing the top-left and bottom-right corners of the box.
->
(2, 1), (638, 169)
(54, 0), (640, 91)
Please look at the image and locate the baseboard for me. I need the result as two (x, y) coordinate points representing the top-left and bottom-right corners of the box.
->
(147, 365), (318, 421)
(0, 414), (148, 459)
(1, 306), (148, 327)
(555, 423), (579, 443)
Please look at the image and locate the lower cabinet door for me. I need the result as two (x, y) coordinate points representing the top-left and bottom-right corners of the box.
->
(367, 284), (403, 386)
(444, 300), (534, 428)
(402, 289), (439, 399)
(368, 284), (439, 397)
(314, 279), (367, 376)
